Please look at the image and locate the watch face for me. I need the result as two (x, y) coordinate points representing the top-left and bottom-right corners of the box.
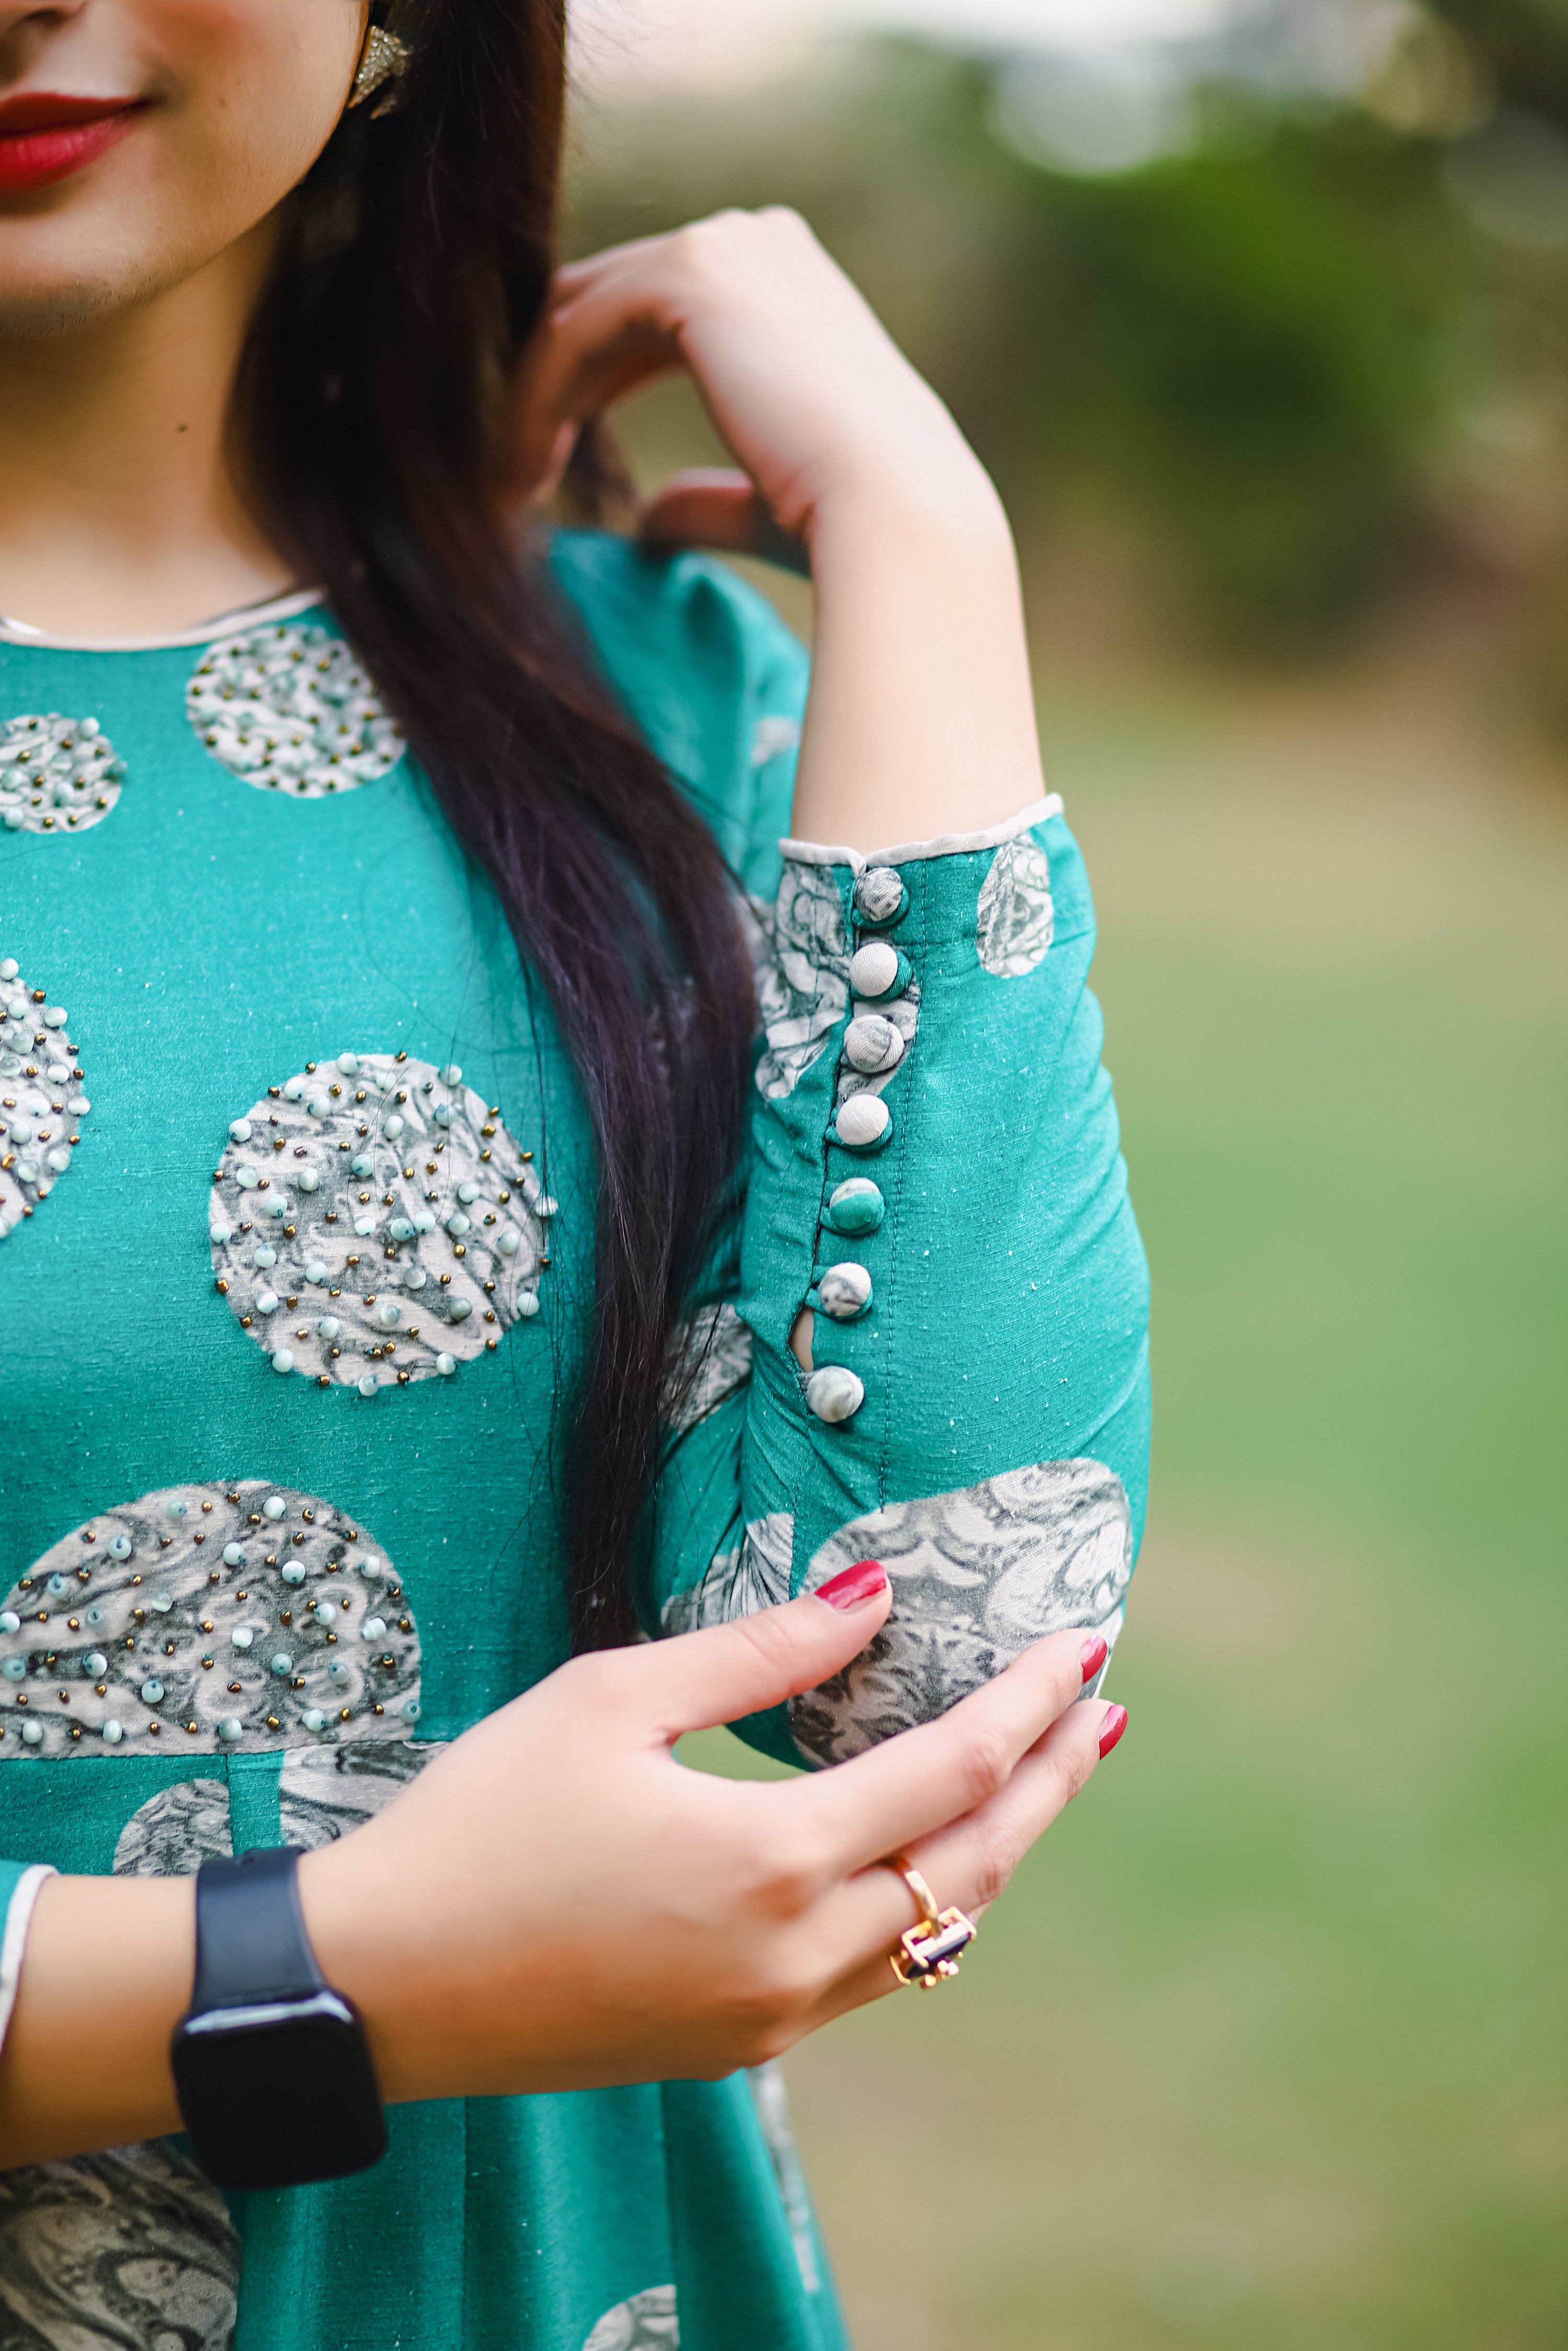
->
(171, 1990), (386, 2192)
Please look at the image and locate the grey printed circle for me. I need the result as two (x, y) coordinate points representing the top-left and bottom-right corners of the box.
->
(187, 621), (404, 797)
(977, 834), (1054, 976)
(0, 712), (126, 835)
(0, 1480), (420, 1758)
(210, 1053), (550, 1390)
(0, 956), (90, 1239)
(581, 2285), (679, 2351)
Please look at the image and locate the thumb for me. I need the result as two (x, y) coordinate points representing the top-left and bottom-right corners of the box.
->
(641, 1560), (891, 1743)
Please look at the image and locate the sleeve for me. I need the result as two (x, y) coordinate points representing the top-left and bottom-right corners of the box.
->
(0, 1860), (56, 2057)
(651, 793), (1151, 1770)
(546, 529), (1150, 1771)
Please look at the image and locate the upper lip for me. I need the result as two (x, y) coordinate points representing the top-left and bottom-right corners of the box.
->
(0, 93), (142, 135)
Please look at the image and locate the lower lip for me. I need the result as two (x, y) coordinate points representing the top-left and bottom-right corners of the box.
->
(0, 113), (140, 195)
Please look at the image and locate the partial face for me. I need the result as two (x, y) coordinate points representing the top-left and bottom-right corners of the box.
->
(0, 1), (366, 334)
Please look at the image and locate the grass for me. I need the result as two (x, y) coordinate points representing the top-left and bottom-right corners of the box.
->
(680, 615), (1567, 2349)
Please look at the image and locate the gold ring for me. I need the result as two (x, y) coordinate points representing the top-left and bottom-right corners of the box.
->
(880, 1851), (977, 1990)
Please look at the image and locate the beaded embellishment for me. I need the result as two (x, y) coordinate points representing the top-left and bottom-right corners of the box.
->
(209, 1053), (550, 1389)
(0, 712), (126, 834)
(0, 957), (89, 1238)
(0, 1481), (419, 1756)
(187, 623), (403, 797)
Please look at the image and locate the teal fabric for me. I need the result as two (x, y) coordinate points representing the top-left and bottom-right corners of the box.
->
(0, 529), (1146, 2351)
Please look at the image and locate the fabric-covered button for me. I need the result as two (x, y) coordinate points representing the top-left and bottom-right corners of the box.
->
(834, 1094), (891, 1151)
(843, 1015), (905, 1076)
(805, 1365), (864, 1423)
(825, 1176), (885, 1236)
(854, 866), (907, 927)
(817, 1262), (872, 1319)
(848, 940), (910, 1001)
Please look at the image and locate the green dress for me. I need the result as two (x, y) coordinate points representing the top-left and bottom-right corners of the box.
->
(0, 530), (1149, 2351)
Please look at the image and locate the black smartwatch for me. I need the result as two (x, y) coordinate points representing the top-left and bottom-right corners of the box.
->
(170, 1846), (386, 2191)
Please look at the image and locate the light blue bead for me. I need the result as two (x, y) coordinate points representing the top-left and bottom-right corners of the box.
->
(404, 1267), (426, 1290)
(307, 1097), (329, 1120)
(107, 1536), (132, 1561)
(378, 1303), (400, 1329)
(413, 1210), (435, 1234)
(271, 1349), (295, 1374)
(20, 1721), (42, 1745)
(223, 1542), (246, 1566)
(149, 1591), (173, 1613)
(262, 1497), (285, 1520)
(231, 1627), (255, 1651)
(433, 1103), (453, 1128)
(318, 1316), (340, 1340)
(281, 1562), (306, 1586)
(0, 1610), (19, 1634)
(255, 1290), (279, 1315)
(389, 1218), (415, 1242)
(447, 1298), (472, 1323)
(140, 1678), (164, 1704)
(440, 1063), (462, 1086)
(357, 1374), (377, 1398)
(435, 1353), (457, 1375)
(337, 1053), (359, 1076)
(47, 1572), (70, 1595)
(2, 1657), (24, 1680)
(101, 1719), (123, 1745)
(84, 1603), (106, 1627)
(234, 1164), (259, 1189)
(519, 1293), (540, 1318)
(360, 1616), (387, 1642)
(353, 1215), (375, 1237)
(456, 1181), (478, 1205)
(497, 1228), (521, 1257)
(400, 1698), (420, 1722)
(384, 1114), (404, 1140)
(283, 1078), (306, 1101)
(445, 1212), (469, 1237)
(85, 1651), (108, 1676)
(211, 1222), (234, 1245)
(350, 1153), (374, 1178)
(228, 1117), (253, 1143)
(328, 1658), (350, 1682)
(253, 1246), (276, 1270)
(305, 1260), (329, 1284)
(270, 1653), (293, 1676)
(165, 1499), (188, 1519)
(296, 1169), (319, 1194)
(264, 1198), (288, 1220)
(218, 1716), (244, 1742)
(301, 1709), (327, 1733)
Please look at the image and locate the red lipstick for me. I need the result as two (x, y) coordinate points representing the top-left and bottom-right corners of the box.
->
(0, 94), (145, 194)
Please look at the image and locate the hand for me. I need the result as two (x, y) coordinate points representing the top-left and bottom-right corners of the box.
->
(511, 209), (1047, 849)
(301, 1564), (1123, 2100)
(510, 206), (1002, 556)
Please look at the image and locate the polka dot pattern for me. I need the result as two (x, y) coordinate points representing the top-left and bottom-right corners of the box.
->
(209, 1053), (550, 1389)
(187, 622), (404, 797)
(0, 712), (126, 834)
(0, 956), (89, 1239)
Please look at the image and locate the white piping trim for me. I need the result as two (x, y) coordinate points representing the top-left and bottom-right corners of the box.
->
(0, 1864), (56, 2055)
(0, 586), (326, 653)
(780, 794), (1062, 874)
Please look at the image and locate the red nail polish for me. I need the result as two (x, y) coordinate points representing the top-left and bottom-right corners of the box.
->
(1079, 1632), (1108, 1684)
(816, 1559), (887, 1611)
(1098, 1704), (1128, 1759)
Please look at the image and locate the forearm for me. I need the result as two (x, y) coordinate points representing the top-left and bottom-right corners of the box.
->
(0, 1872), (190, 2166)
(791, 463), (1046, 854)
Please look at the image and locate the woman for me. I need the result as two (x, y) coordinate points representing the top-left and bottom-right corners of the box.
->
(0, 4), (1150, 2348)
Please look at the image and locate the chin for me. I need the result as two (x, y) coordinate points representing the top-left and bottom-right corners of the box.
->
(0, 223), (190, 338)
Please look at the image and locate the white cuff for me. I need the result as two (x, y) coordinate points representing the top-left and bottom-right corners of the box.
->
(779, 793), (1062, 875)
(0, 1864), (57, 2055)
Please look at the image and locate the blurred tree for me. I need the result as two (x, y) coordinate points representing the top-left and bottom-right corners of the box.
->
(1426, 0), (1568, 125)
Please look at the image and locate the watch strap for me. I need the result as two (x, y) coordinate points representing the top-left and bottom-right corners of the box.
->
(190, 1846), (326, 2011)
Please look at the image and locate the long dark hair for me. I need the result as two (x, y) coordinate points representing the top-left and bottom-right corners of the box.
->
(233, 0), (756, 1649)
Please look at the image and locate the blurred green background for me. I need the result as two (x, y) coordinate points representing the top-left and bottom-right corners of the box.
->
(565, 3), (1565, 2342)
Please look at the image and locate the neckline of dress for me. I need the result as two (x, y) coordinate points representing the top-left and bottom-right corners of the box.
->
(0, 584), (327, 653)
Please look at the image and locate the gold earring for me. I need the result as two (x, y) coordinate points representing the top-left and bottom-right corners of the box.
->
(348, 24), (411, 111)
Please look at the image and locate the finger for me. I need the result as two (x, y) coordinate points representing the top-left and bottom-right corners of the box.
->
(636, 1563), (894, 1742)
(797, 1624), (1113, 1874)
(795, 1696), (1127, 2034)
(639, 471), (812, 578)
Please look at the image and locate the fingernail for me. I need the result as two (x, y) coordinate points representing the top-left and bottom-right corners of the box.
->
(1098, 1704), (1128, 1759)
(816, 1559), (887, 1611)
(1079, 1632), (1109, 1684)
